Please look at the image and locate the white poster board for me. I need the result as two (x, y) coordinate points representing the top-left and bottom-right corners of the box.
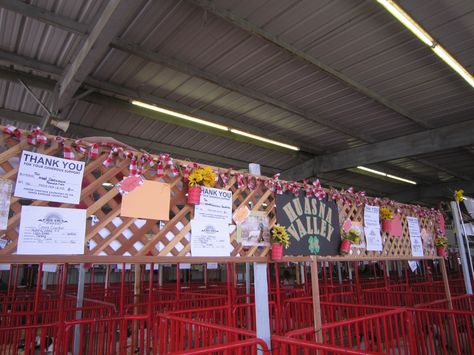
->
(364, 205), (383, 251)
(407, 216), (424, 257)
(14, 151), (85, 204)
(0, 178), (13, 230)
(191, 218), (230, 257)
(17, 206), (86, 255)
(194, 187), (233, 223)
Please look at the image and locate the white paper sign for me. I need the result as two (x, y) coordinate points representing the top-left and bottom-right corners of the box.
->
(207, 262), (218, 269)
(194, 187), (233, 223)
(15, 151), (85, 204)
(408, 260), (418, 272)
(0, 178), (13, 229)
(191, 218), (230, 257)
(43, 264), (58, 272)
(364, 205), (380, 228)
(179, 263), (191, 269)
(364, 226), (383, 251)
(0, 264), (11, 270)
(407, 217), (424, 257)
(17, 206), (86, 255)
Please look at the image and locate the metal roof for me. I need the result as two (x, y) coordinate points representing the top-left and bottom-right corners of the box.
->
(0, 0), (473, 205)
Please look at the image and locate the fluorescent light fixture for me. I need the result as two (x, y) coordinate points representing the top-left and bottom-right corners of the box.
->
(432, 46), (474, 88)
(377, 0), (474, 89)
(132, 100), (300, 151)
(357, 166), (417, 185)
(230, 128), (300, 151)
(377, 0), (433, 46)
(131, 100), (229, 131)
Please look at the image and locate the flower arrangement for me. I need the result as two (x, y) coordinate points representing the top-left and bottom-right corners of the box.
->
(340, 228), (361, 255)
(271, 224), (290, 249)
(434, 235), (448, 257)
(342, 228), (361, 243)
(380, 207), (394, 221)
(187, 166), (216, 204)
(454, 189), (464, 203)
(188, 166), (216, 187)
(434, 235), (448, 248)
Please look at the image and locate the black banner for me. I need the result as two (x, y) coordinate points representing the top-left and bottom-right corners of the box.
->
(276, 193), (341, 256)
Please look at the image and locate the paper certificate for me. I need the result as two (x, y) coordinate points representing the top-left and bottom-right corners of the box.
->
(0, 178), (13, 230)
(364, 226), (383, 251)
(364, 205), (380, 228)
(17, 206), (86, 255)
(407, 217), (424, 257)
(14, 151), (85, 204)
(191, 218), (230, 257)
(194, 187), (233, 223)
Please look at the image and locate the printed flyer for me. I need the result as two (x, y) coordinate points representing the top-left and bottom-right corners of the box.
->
(17, 206), (86, 255)
(14, 151), (85, 204)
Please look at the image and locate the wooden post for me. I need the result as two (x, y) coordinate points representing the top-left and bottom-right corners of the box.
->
(310, 256), (323, 342)
(440, 258), (453, 310)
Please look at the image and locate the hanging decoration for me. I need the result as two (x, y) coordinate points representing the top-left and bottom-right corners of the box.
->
(2, 125), (443, 221)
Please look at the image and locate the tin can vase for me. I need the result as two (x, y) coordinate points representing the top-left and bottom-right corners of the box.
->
(271, 243), (283, 261)
(340, 239), (352, 255)
(187, 185), (202, 205)
(437, 246), (448, 257)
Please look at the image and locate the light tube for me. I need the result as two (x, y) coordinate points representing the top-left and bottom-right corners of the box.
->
(131, 100), (229, 131)
(230, 128), (300, 151)
(357, 166), (417, 185)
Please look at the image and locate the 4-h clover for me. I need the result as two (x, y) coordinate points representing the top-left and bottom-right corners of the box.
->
(308, 236), (320, 254)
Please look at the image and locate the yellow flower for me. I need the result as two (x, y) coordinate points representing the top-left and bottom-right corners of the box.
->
(454, 189), (464, 202)
(188, 166), (216, 187)
(380, 207), (394, 221)
(271, 224), (290, 248)
(188, 171), (203, 186)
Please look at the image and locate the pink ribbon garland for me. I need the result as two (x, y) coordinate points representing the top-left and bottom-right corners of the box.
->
(235, 173), (245, 189)
(3, 125), (21, 139)
(27, 127), (48, 145)
(312, 179), (326, 200)
(88, 144), (100, 159)
(183, 162), (199, 182)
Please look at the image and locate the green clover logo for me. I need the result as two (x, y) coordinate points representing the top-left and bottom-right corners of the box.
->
(308, 236), (320, 255)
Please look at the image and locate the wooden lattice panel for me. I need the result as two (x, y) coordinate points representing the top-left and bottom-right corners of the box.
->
(0, 129), (437, 260)
(337, 200), (437, 259)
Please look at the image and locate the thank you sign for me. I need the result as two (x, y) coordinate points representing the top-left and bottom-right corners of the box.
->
(276, 193), (341, 256)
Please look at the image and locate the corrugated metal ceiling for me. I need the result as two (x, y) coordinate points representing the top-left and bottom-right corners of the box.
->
(0, 0), (472, 204)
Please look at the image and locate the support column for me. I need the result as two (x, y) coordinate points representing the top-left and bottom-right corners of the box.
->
(254, 262), (271, 352)
(337, 261), (342, 285)
(73, 263), (86, 355)
(451, 201), (473, 294)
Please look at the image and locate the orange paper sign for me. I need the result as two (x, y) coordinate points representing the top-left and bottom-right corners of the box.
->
(121, 180), (170, 220)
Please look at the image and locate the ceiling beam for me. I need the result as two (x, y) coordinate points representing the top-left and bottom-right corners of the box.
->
(282, 119), (474, 180)
(0, 0), (88, 35)
(0, 50), (316, 153)
(0, 108), (43, 125)
(56, 0), (137, 109)
(390, 180), (474, 202)
(111, 39), (373, 142)
(0, 66), (309, 156)
(190, 0), (431, 129)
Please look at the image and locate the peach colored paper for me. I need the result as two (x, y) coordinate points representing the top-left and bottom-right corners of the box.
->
(121, 180), (170, 220)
